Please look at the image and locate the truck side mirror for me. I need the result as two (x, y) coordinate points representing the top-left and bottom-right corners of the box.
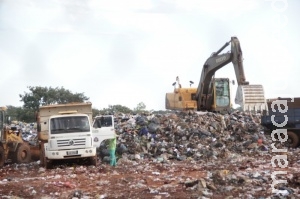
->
(231, 80), (235, 85)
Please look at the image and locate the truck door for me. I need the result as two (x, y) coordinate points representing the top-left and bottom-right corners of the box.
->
(92, 115), (115, 148)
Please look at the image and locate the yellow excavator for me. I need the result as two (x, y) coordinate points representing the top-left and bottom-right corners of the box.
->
(165, 36), (266, 113)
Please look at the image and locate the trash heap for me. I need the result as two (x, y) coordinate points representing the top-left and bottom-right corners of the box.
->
(100, 111), (267, 162)
(97, 111), (300, 198)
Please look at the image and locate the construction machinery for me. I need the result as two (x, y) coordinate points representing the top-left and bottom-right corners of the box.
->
(36, 102), (115, 169)
(0, 106), (31, 167)
(165, 36), (266, 113)
(261, 97), (300, 148)
(165, 76), (198, 111)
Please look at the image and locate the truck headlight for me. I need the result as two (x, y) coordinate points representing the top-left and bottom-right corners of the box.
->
(94, 137), (99, 142)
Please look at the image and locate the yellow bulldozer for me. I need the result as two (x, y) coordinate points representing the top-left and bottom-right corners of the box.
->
(0, 106), (32, 167)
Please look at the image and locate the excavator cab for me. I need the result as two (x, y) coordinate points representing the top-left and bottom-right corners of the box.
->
(213, 78), (231, 111)
(165, 77), (232, 113)
(199, 78), (231, 113)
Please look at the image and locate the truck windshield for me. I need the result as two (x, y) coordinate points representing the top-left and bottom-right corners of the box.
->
(50, 116), (90, 134)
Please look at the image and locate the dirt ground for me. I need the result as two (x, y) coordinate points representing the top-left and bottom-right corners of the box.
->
(0, 152), (300, 199)
(0, 159), (206, 199)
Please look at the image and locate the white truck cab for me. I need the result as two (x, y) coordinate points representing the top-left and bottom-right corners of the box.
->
(38, 103), (110, 169)
(44, 113), (94, 158)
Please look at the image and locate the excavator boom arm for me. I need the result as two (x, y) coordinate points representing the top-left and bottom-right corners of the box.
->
(196, 52), (232, 98)
(196, 37), (249, 99)
(230, 37), (249, 85)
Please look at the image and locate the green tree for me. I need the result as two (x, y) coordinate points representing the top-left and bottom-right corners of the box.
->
(5, 106), (36, 123)
(99, 105), (132, 115)
(92, 108), (100, 118)
(19, 86), (89, 111)
(111, 105), (132, 113)
(134, 102), (146, 112)
(19, 107), (36, 122)
(6, 105), (22, 121)
(17, 86), (89, 123)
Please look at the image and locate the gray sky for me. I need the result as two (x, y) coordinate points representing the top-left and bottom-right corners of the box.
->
(1, 0), (299, 110)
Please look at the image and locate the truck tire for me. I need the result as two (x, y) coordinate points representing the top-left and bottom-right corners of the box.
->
(0, 146), (5, 167)
(14, 143), (31, 164)
(287, 131), (299, 148)
(40, 143), (45, 166)
(45, 159), (53, 169)
(90, 155), (98, 167)
(40, 143), (53, 169)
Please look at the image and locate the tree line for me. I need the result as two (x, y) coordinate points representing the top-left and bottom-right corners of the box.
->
(5, 86), (148, 123)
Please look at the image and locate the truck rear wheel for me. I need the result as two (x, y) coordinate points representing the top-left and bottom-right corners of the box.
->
(0, 146), (5, 167)
(287, 131), (299, 148)
(14, 143), (31, 164)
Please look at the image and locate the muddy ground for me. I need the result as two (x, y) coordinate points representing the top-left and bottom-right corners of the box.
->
(0, 152), (300, 199)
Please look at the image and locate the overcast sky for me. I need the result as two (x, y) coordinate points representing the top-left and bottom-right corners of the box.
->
(0, 0), (299, 111)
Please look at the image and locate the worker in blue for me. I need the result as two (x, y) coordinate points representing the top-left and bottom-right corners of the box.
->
(108, 133), (117, 166)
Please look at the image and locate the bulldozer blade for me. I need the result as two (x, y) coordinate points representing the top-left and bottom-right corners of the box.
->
(235, 85), (267, 111)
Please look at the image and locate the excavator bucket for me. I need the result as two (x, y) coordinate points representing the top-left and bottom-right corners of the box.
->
(235, 85), (267, 112)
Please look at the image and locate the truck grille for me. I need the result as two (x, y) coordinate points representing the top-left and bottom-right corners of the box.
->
(57, 138), (86, 147)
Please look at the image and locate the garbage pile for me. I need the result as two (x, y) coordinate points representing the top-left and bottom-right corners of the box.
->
(100, 111), (267, 162)
(97, 110), (300, 198)
(7, 121), (37, 142)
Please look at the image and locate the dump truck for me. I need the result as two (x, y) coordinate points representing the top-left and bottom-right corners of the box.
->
(165, 36), (267, 113)
(0, 106), (31, 167)
(261, 97), (300, 148)
(36, 102), (115, 169)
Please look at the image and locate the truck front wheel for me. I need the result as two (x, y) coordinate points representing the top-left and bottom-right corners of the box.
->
(45, 159), (53, 169)
(40, 143), (53, 169)
(287, 131), (299, 148)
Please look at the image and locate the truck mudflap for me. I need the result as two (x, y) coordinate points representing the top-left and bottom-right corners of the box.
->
(45, 147), (96, 159)
(235, 85), (267, 111)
